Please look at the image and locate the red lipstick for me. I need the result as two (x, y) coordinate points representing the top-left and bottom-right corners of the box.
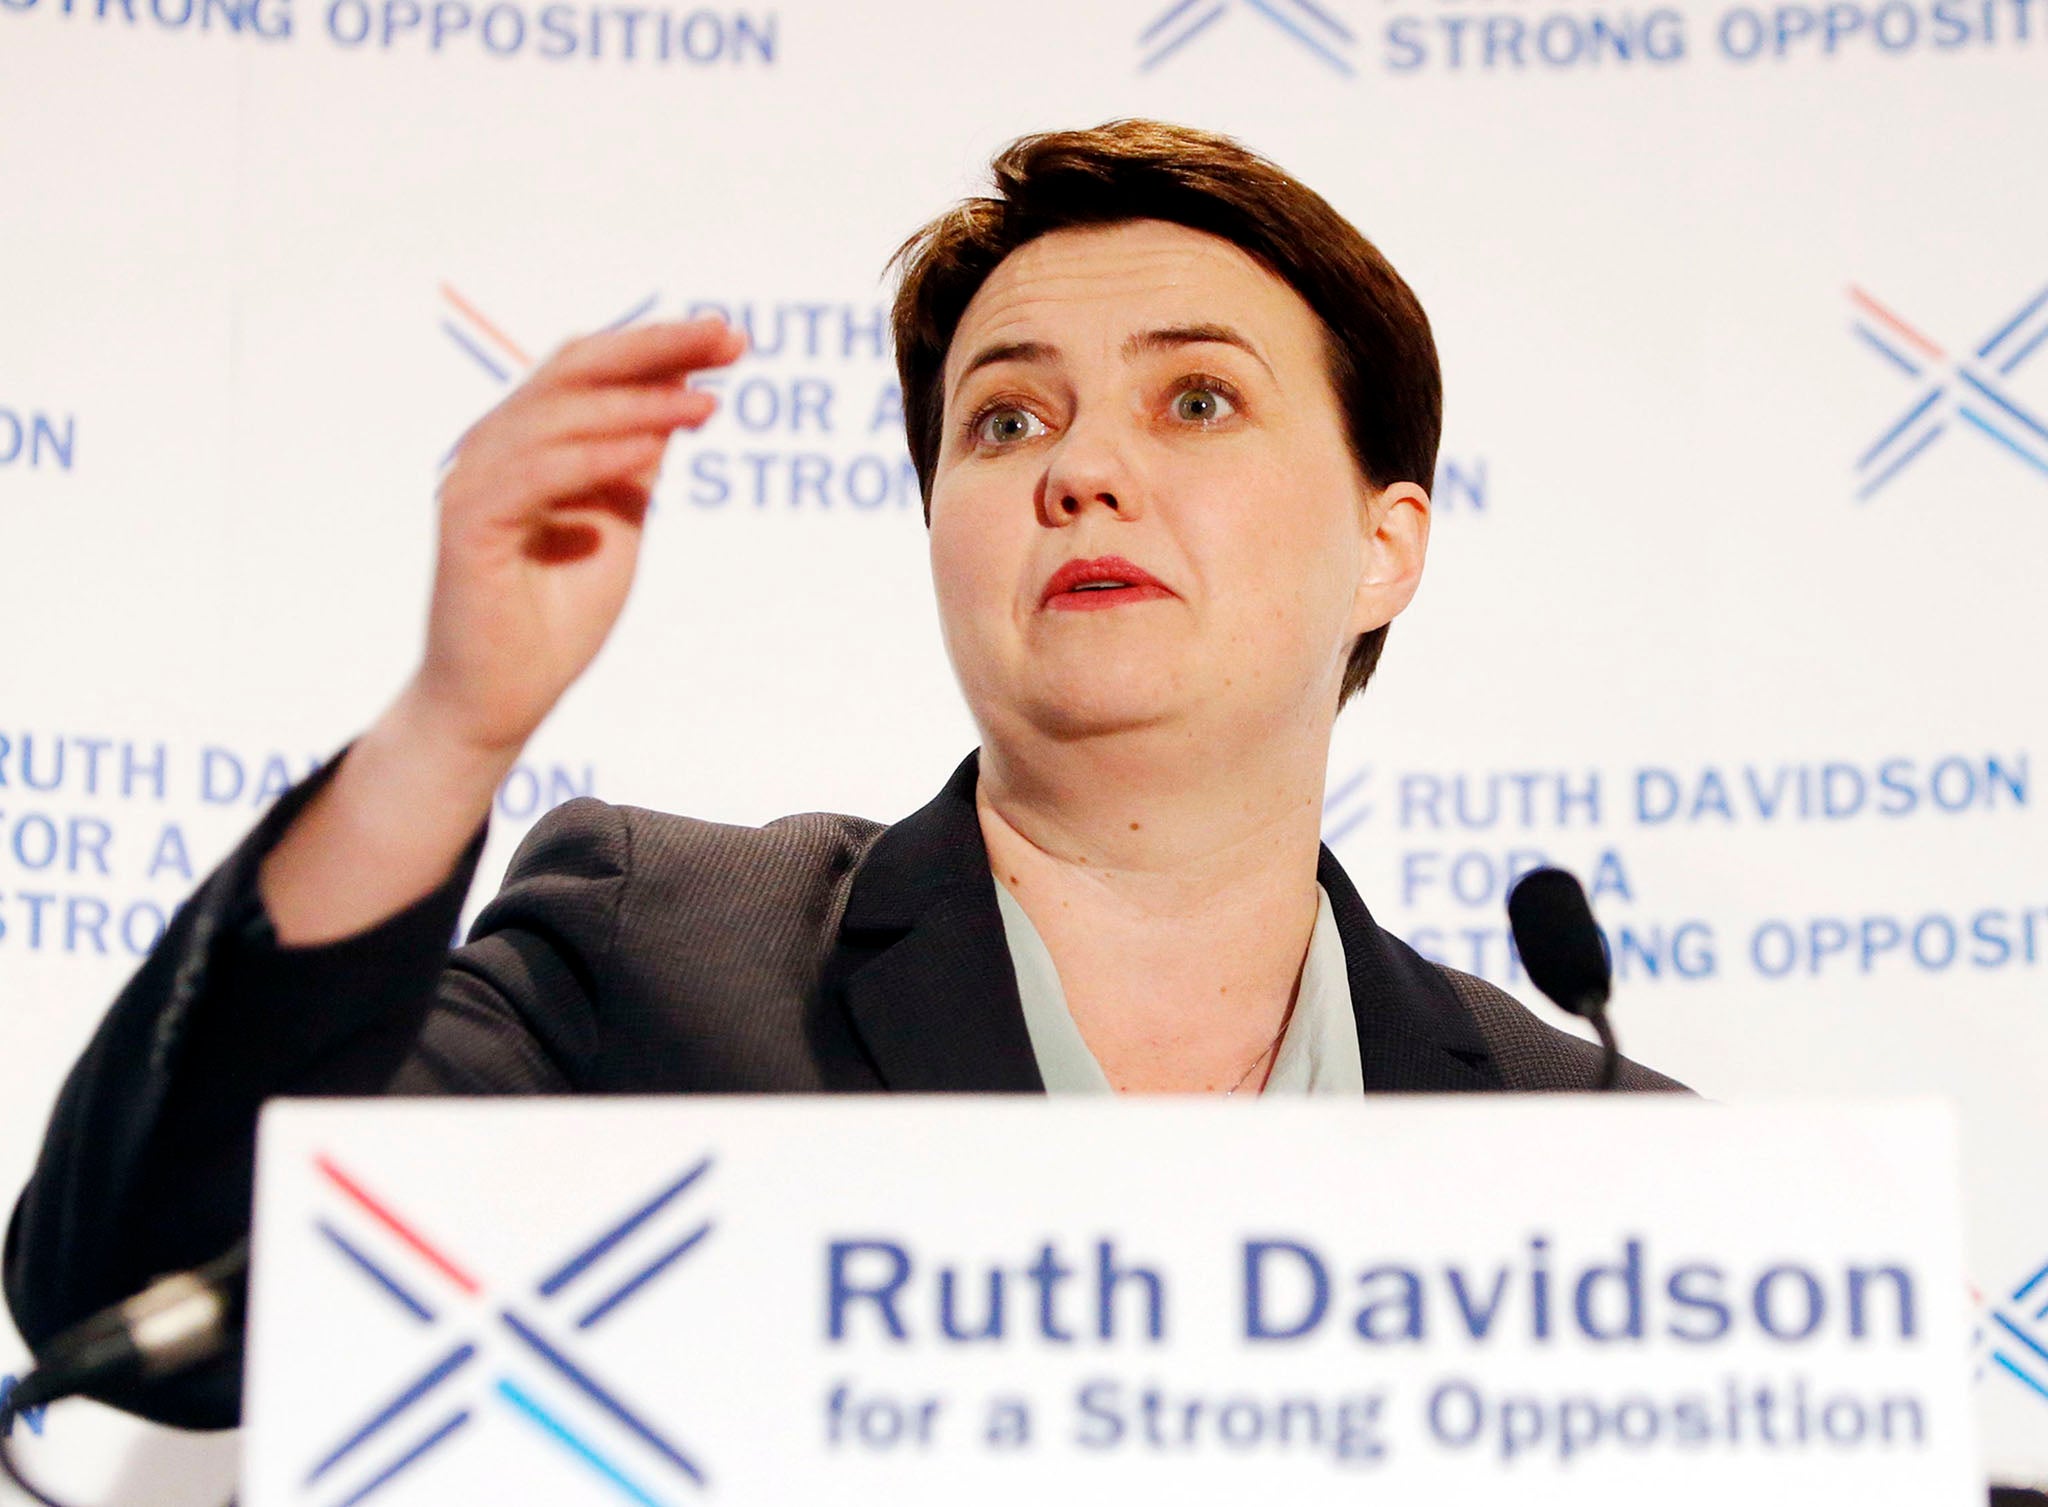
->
(1039, 556), (1174, 612)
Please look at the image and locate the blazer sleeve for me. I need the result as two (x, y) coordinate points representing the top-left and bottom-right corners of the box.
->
(2, 759), (633, 1429)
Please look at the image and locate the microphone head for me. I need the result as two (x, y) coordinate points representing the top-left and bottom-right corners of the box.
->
(1506, 867), (1612, 1018)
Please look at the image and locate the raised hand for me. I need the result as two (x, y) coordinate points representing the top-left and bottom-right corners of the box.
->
(259, 316), (746, 944)
(416, 317), (747, 756)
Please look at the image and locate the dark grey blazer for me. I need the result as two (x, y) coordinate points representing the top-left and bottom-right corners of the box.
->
(4, 750), (1681, 1428)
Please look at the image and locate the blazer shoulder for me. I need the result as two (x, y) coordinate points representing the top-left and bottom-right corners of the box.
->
(1431, 964), (1692, 1094)
(505, 796), (886, 892)
(475, 798), (892, 1087)
(496, 797), (889, 954)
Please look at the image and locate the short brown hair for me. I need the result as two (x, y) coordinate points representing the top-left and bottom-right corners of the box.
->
(889, 119), (1442, 705)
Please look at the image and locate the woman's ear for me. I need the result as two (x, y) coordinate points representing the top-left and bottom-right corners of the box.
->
(1349, 480), (1431, 636)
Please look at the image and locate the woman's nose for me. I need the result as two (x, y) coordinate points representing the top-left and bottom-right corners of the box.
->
(1041, 423), (1144, 526)
(1055, 487), (1121, 519)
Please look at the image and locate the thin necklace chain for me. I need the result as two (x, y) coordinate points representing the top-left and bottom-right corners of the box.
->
(1222, 1002), (1296, 1097)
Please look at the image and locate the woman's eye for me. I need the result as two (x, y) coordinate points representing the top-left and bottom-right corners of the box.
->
(1171, 385), (1236, 424)
(974, 406), (1048, 445)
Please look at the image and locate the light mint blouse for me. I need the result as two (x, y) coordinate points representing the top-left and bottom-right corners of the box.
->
(992, 879), (1364, 1094)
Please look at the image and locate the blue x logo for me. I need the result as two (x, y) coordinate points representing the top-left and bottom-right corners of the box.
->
(1136, 0), (1358, 74)
(1849, 281), (2048, 501)
(302, 1152), (715, 1507)
(1977, 1254), (2048, 1411)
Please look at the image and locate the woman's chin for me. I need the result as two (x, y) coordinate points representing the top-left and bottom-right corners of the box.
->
(1014, 672), (1193, 742)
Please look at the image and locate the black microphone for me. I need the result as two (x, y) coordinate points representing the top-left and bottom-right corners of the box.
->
(1506, 867), (1619, 1090)
(7, 1240), (248, 1413)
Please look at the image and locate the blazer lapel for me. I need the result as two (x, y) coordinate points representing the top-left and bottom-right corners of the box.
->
(829, 752), (1500, 1096)
(832, 752), (1046, 1092)
(1317, 847), (1505, 1093)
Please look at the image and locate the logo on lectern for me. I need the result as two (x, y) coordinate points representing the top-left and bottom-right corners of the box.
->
(1977, 1254), (2048, 1411)
(1135, 0), (1358, 74)
(302, 1151), (715, 1504)
(1849, 281), (2048, 501)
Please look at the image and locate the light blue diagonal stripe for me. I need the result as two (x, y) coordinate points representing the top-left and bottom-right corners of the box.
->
(1139, 0), (1227, 68)
(1993, 1312), (2048, 1367)
(579, 1223), (713, 1331)
(501, 1312), (707, 1484)
(1976, 282), (2048, 358)
(1855, 420), (1946, 501)
(494, 1378), (675, 1507)
(1243, 0), (1355, 71)
(1957, 407), (2048, 479)
(1855, 384), (1944, 472)
(1853, 322), (1923, 379)
(1993, 1351), (2048, 1404)
(325, 1408), (473, 1507)
(1958, 367), (2048, 446)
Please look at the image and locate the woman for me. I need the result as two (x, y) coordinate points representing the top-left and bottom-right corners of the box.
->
(5, 120), (1681, 1429)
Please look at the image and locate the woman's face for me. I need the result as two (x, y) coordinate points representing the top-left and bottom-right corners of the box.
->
(927, 218), (1427, 752)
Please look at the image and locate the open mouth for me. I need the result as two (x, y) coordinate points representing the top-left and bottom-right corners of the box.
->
(1041, 556), (1174, 612)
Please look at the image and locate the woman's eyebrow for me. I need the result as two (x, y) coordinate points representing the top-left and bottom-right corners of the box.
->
(951, 339), (1057, 397)
(1123, 323), (1274, 379)
(948, 322), (1274, 401)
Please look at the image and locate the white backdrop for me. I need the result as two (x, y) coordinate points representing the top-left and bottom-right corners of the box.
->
(3, 0), (2045, 1494)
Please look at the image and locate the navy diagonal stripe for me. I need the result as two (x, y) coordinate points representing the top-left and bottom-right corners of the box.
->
(602, 292), (660, 332)
(1856, 385), (1945, 472)
(578, 1223), (713, 1331)
(1140, 0), (1206, 43)
(326, 1407), (473, 1507)
(494, 1378), (679, 1506)
(318, 1220), (436, 1323)
(1322, 767), (1369, 814)
(500, 1311), (707, 1484)
(1140, 0), (1228, 67)
(1976, 282), (2048, 359)
(1275, 0), (1354, 41)
(1999, 319), (2048, 377)
(1958, 368), (2048, 445)
(1994, 1312), (2048, 1368)
(1856, 420), (1946, 501)
(538, 1158), (712, 1299)
(2015, 1259), (2048, 1305)
(307, 1343), (477, 1486)
(1243, 0), (1356, 70)
(1854, 322), (1923, 378)
(441, 320), (511, 384)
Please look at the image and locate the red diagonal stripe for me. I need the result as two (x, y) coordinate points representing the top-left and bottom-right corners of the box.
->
(315, 1153), (481, 1296)
(1849, 286), (1946, 361)
(440, 283), (532, 368)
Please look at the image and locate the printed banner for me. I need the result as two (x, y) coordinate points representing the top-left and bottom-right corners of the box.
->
(245, 1097), (1982, 1505)
(4, 0), (2045, 1488)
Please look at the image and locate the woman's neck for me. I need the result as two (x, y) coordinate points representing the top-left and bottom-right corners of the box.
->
(975, 723), (1332, 1093)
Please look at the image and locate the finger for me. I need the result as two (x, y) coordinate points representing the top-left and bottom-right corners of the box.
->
(528, 383), (718, 442)
(525, 482), (651, 564)
(514, 433), (670, 513)
(542, 318), (748, 388)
